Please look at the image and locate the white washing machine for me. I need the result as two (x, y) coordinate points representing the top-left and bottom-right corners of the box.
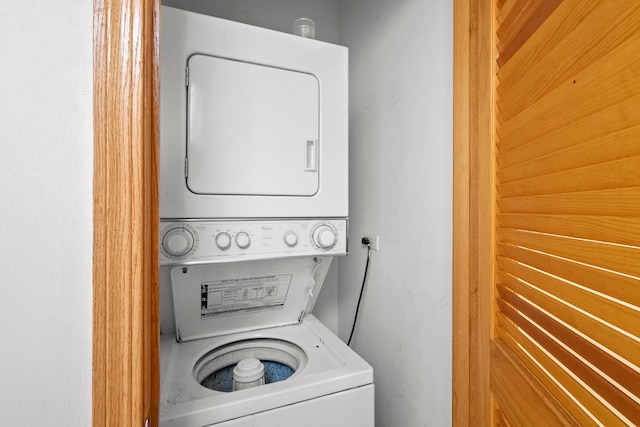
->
(159, 225), (374, 426)
(160, 316), (374, 426)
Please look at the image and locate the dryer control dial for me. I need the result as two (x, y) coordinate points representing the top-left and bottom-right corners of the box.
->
(162, 227), (195, 257)
(235, 232), (251, 249)
(283, 231), (298, 247)
(312, 224), (337, 249)
(215, 232), (232, 250)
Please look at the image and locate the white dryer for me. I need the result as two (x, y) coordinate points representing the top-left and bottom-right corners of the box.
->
(160, 6), (348, 220)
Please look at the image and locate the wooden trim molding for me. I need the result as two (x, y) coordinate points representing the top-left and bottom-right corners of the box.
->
(452, 0), (472, 422)
(93, 0), (160, 425)
(453, 0), (495, 425)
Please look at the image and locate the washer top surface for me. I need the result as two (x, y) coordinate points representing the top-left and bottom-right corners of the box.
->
(160, 315), (373, 427)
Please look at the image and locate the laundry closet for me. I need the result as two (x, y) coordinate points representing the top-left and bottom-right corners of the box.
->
(160, 1), (453, 426)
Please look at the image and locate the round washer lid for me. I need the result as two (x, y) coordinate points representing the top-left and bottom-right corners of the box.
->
(170, 256), (332, 342)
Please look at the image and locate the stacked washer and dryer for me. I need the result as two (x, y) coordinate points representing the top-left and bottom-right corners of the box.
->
(159, 7), (374, 427)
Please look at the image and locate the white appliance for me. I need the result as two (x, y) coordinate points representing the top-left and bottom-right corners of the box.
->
(159, 7), (374, 427)
(161, 6), (348, 220)
(159, 255), (374, 426)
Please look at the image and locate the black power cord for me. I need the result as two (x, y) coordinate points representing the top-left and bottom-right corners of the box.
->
(347, 237), (372, 347)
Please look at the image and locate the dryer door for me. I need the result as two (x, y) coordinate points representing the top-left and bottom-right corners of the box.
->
(186, 54), (320, 197)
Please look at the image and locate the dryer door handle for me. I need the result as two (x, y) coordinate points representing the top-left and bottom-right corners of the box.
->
(304, 139), (317, 171)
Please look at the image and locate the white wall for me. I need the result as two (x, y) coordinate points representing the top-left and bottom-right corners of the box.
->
(0, 2), (93, 425)
(338, 0), (453, 425)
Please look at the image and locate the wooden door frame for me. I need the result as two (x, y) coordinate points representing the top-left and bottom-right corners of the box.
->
(452, 0), (494, 425)
(93, 0), (160, 425)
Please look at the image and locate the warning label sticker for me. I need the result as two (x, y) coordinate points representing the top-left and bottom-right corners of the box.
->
(200, 274), (292, 319)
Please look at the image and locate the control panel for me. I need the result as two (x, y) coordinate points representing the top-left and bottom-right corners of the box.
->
(160, 219), (347, 265)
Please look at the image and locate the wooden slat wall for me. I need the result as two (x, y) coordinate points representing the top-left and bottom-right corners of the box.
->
(490, 340), (580, 427)
(493, 0), (640, 425)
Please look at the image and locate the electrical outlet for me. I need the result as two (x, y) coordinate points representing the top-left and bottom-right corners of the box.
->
(362, 233), (380, 251)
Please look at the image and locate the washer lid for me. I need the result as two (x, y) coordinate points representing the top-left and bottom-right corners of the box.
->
(171, 256), (332, 342)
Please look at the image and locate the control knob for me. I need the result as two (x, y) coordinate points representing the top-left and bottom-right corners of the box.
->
(235, 232), (251, 249)
(162, 227), (195, 257)
(312, 224), (337, 249)
(216, 232), (232, 250)
(283, 231), (298, 247)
